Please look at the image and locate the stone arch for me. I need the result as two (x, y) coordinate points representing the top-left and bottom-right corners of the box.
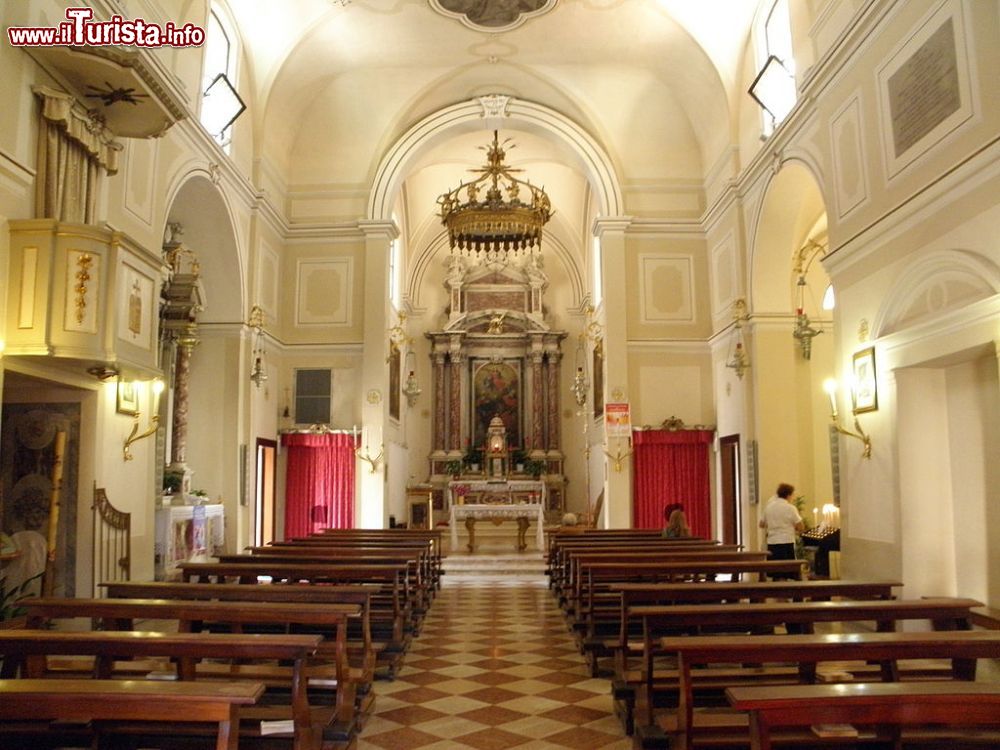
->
(367, 96), (624, 223)
(405, 231), (586, 315)
(162, 171), (245, 322)
(749, 159), (828, 313)
(746, 158), (835, 522)
(872, 249), (1000, 338)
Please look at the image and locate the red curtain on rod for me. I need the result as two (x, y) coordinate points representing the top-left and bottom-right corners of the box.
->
(632, 429), (714, 538)
(281, 432), (356, 538)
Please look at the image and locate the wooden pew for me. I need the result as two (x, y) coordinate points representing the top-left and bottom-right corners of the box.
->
(660, 630), (1000, 749)
(177, 561), (414, 657)
(0, 630), (320, 749)
(632, 597), (982, 742)
(545, 534), (721, 584)
(247, 543), (438, 599)
(20, 597), (362, 747)
(99, 581), (377, 691)
(567, 551), (772, 624)
(0, 678), (264, 750)
(301, 529), (445, 590)
(607, 579), (901, 733)
(548, 540), (732, 589)
(572, 559), (806, 676)
(727, 682), (1000, 750)
(217, 550), (430, 614)
(551, 545), (746, 605)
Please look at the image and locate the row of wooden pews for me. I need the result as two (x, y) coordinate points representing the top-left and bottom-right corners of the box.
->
(0, 527), (443, 750)
(545, 527), (1000, 749)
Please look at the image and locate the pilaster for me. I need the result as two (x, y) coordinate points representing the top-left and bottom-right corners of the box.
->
(358, 220), (398, 528)
(594, 216), (633, 528)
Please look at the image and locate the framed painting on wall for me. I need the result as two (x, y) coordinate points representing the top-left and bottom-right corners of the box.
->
(116, 380), (139, 416)
(471, 359), (521, 449)
(388, 343), (401, 421)
(592, 338), (604, 418)
(852, 347), (878, 413)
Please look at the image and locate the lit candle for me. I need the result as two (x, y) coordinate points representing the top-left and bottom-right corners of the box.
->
(823, 379), (839, 420)
(813, 507), (819, 527)
(151, 379), (164, 415)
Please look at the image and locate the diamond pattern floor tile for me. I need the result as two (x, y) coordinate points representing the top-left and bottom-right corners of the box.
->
(356, 572), (630, 749)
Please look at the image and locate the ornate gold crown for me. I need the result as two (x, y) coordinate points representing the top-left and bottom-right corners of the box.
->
(437, 131), (552, 262)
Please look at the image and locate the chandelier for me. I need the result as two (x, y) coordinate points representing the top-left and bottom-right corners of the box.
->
(437, 131), (553, 263)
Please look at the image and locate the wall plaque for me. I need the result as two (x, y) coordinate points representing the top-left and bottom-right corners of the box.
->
(877, 1), (973, 176)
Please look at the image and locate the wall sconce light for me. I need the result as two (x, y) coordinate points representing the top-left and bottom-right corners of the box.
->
(583, 303), (604, 344)
(570, 337), (589, 409)
(353, 424), (383, 473)
(603, 435), (633, 473)
(823, 378), (872, 459)
(248, 305), (268, 389)
(387, 311), (410, 349)
(123, 379), (164, 461)
(725, 298), (750, 379)
(402, 350), (422, 407)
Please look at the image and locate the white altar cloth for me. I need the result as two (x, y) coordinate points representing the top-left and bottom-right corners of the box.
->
(446, 479), (546, 508)
(449, 503), (545, 551)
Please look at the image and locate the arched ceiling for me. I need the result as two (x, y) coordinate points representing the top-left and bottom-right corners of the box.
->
(226, 0), (756, 184)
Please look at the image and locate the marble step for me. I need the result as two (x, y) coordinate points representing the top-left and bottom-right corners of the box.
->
(443, 552), (546, 576)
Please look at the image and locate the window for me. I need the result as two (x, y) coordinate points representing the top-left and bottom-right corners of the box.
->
(294, 369), (332, 425)
(750, 0), (796, 136)
(822, 284), (836, 311)
(389, 237), (401, 309)
(200, 7), (244, 150)
(592, 235), (603, 307)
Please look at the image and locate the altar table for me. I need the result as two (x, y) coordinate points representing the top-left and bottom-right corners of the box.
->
(449, 503), (545, 552)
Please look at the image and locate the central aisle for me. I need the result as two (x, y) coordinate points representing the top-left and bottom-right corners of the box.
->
(358, 575), (631, 749)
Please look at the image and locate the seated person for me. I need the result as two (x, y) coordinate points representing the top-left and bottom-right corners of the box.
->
(663, 508), (691, 538)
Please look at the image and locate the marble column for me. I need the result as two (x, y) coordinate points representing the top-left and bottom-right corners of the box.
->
(531, 351), (544, 451)
(169, 339), (197, 481)
(546, 350), (561, 450)
(433, 352), (447, 451)
(449, 352), (464, 451)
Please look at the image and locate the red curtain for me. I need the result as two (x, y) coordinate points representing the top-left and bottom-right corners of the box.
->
(632, 429), (713, 538)
(281, 432), (355, 538)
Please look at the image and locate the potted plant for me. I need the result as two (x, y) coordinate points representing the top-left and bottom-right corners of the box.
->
(525, 459), (546, 479)
(444, 459), (463, 478)
(511, 448), (528, 473)
(1, 571), (43, 630)
(162, 470), (183, 495)
(463, 446), (484, 473)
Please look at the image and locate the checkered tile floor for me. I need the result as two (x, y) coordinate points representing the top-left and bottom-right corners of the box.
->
(358, 578), (630, 749)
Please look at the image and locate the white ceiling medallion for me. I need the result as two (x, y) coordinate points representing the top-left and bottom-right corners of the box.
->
(430, 0), (557, 33)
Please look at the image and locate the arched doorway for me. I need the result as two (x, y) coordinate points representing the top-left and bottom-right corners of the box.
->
(160, 174), (247, 551)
